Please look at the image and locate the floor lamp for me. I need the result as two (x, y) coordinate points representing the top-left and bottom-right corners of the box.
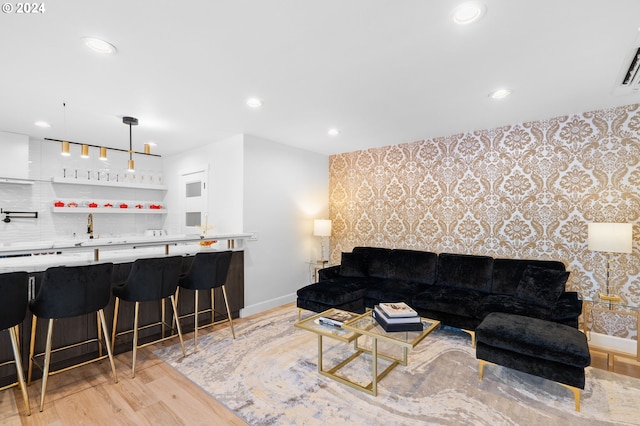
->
(313, 219), (332, 263)
(588, 222), (632, 302)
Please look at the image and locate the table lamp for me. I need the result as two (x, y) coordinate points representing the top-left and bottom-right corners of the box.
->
(588, 222), (632, 302)
(313, 219), (332, 263)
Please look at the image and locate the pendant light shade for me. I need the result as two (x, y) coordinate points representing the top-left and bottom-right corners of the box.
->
(80, 144), (89, 158)
(99, 146), (108, 160)
(123, 116), (138, 173)
(61, 141), (70, 156)
(144, 143), (151, 154)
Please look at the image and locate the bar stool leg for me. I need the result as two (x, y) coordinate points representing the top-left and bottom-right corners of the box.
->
(194, 290), (199, 352)
(111, 298), (120, 354)
(39, 319), (55, 412)
(169, 295), (187, 357)
(98, 309), (118, 383)
(132, 301), (140, 378)
(96, 312), (103, 358)
(9, 325), (30, 415)
(27, 315), (37, 384)
(161, 298), (166, 339)
(222, 285), (236, 339)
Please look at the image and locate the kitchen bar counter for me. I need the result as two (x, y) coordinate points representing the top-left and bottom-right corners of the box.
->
(0, 235), (248, 387)
(0, 233), (251, 273)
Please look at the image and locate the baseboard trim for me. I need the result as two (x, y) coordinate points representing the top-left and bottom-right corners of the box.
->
(240, 293), (297, 318)
(589, 331), (637, 357)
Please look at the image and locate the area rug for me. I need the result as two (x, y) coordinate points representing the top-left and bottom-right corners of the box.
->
(154, 309), (640, 425)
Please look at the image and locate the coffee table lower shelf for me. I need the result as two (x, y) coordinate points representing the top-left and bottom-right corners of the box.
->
(296, 309), (440, 396)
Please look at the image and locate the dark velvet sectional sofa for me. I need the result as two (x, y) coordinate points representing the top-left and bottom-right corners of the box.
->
(296, 246), (583, 340)
(297, 246), (591, 410)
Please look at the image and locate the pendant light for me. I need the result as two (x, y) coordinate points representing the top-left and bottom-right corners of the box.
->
(81, 144), (90, 158)
(60, 102), (71, 156)
(123, 116), (138, 172)
(61, 141), (70, 156)
(99, 146), (108, 161)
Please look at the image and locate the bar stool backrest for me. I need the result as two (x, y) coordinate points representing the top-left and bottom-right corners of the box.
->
(180, 251), (232, 291)
(31, 263), (114, 319)
(120, 256), (184, 302)
(0, 272), (29, 330)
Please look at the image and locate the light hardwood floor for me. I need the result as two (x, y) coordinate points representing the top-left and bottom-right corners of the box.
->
(2, 305), (639, 425)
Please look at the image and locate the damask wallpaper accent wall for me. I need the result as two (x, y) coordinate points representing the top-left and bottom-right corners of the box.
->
(329, 103), (640, 338)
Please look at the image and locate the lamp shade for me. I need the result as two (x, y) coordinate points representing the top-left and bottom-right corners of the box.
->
(313, 219), (332, 237)
(588, 223), (632, 254)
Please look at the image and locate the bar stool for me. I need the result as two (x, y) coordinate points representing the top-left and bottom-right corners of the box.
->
(176, 251), (235, 352)
(0, 271), (31, 416)
(28, 263), (117, 412)
(111, 256), (186, 378)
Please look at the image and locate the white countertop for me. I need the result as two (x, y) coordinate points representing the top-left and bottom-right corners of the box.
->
(0, 233), (251, 273)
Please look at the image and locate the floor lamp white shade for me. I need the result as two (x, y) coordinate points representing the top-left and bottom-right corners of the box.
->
(313, 219), (332, 262)
(588, 222), (633, 301)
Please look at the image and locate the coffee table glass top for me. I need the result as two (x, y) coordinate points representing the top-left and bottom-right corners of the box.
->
(295, 308), (440, 347)
(344, 311), (440, 349)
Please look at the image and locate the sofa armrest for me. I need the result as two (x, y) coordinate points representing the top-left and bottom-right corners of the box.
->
(550, 291), (583, 326)
(318, 265), (341, 281)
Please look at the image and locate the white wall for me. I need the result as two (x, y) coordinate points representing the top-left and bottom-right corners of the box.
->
(241, 134), (328, 315)
(162, 134), (244, 236)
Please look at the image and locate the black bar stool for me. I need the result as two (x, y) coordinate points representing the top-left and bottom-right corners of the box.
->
(176, 251), (235, 352)
(0, 271), (31, 416)
(111, 256), (186, 378)
(27, 263), (117, 412)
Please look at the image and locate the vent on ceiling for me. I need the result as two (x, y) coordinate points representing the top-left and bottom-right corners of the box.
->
(621, 47), (640, 89)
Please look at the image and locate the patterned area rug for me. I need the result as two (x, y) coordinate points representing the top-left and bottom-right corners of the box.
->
(154, 309), (640, 425)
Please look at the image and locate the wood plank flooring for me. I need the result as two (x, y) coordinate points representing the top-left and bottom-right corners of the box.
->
(2, 304), (639, 425)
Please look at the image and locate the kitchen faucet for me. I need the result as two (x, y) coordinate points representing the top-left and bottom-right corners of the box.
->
(87, 213), (94, 239)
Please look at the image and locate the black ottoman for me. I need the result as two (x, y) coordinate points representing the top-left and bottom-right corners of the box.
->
(476, 312), (591, 411)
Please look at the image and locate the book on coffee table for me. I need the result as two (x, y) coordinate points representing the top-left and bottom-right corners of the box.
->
(318, 309), (359, 327)
(373, 305), (421, 324)
(372, 307), (423, 332)
(378, 302), (418, 318)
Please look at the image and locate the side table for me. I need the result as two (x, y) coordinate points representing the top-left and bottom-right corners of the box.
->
(582, 294), (639, 371)
(307, 260), (329, 283)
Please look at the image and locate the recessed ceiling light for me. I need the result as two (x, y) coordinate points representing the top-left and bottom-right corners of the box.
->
(489, 88), (512, 99)
(246, 97), (263, 108)
(82, 37), (117, 54)
(328, 128), (340, 136)
(34, 121), (51, 128)
(451, 2), (486, 25)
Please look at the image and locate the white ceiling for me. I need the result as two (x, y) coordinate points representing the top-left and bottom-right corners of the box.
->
(3, 0), (640, 157)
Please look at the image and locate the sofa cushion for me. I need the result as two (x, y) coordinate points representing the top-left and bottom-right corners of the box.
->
(296, 278), (368, 305)
(353, 246), (392, 278)
(339, 252), (367, 278)
(515, 265), (569, 307)
(388, 249), (437, 284)
(436, 253), (493, 292)
(492, 258), (566, 295)
(363, 279), (427, 307)
(476, 294), (551, 321)
(476, 313), (590, 368)
(412, 285), (486, 318)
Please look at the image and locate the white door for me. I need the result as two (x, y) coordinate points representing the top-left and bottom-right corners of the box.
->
(180, 169), (209, 235)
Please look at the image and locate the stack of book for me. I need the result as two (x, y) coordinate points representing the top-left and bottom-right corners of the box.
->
(373, 302), (423, 332)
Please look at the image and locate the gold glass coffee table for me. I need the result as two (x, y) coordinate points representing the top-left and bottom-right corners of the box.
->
(295, 308), (440, 396)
